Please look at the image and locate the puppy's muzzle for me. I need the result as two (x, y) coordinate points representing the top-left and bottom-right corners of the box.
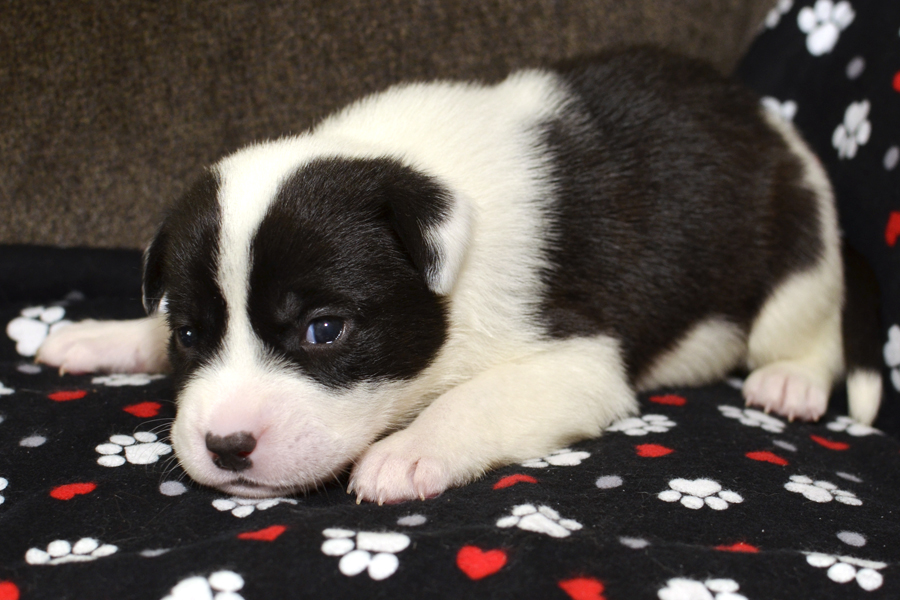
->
(205, 431), (257, 472)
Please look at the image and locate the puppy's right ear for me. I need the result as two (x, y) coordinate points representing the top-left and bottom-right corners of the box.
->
(142, 225), (168, 315)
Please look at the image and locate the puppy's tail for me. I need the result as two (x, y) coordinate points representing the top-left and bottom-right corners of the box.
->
(842, 244), (883, 425)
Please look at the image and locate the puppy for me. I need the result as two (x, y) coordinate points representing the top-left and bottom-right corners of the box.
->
(38, 48), (881, 504)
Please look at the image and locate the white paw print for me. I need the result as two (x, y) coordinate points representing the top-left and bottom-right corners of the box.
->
(0, 382), (13, 396)
(92, 373), (165, 387)
(0, 477), (7, 505)
(765, 0), (794, 28)
(658, 478), (744, 511)
(496, 504), (582, 538)
(521, 448), (591, 468)
(212, 496), (298, 518)
(321, 529), (411, 580)
(885, 325), (900, 392)
(658, 577), (748, 600)
(832, 100), (871, 159)
(25, 538), (118, 565)
(96, 432), (172, 467)
(6, 305), (71, 357)
(607, 414), (675, 436)
(798, 0), (855, 56)
(762, 96), (798, 122)
(162, 570), (245, 600)
(806, 553), (886, 591)
(718, 405), (785, 433)
(827, 416), (881, 437)
(785, 475), (861, 505)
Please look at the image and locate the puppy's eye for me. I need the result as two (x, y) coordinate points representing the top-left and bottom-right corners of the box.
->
(304, 317), (344, 345)
(178, 326), (198, 348)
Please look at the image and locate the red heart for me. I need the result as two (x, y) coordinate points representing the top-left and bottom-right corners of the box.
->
(493, 474), (538, 490)
(48, 390), (87, 402)
(123, 401), (162, 418)
(893, 71), (900, 93)
(559, 577), (606, 600)
(457, 546), (507, 580)
(0, 582), (19, 600)
(716, 542), (759, 553)
(886, 212), (900, 247)
(649, 394), (686, 406)
(810, 435), (850, 451)
(238, 525), (287, 542)
(746, 451), (788, 466)
(50, 482), (97, 500)
(635, 444), (674, 457)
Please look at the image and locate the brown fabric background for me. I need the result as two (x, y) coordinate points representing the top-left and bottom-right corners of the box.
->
(0, 0), (774, 249)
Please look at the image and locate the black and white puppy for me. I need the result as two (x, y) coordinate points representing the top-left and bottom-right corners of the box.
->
(38, 48), (881, 504)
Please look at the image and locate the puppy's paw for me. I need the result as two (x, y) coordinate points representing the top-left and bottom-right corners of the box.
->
(349, 431), (470, 504)
(743, 363), (828, 422)
(37, 319), (168, 375)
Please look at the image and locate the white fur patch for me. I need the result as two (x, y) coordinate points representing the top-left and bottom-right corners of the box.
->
(637, 317), (746, 391)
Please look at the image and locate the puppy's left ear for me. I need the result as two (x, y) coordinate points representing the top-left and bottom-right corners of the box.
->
(141, 225), (168, 315)
(385, 174), (472, 296)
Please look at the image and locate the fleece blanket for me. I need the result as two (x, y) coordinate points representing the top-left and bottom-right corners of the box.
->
(2, 1), (900, 598)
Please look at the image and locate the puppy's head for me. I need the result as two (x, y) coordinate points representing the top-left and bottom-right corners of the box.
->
(143, 144), (470, 497)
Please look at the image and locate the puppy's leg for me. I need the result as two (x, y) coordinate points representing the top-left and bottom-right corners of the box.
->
(349, 336), (636, 504)
(743, 265), (844, 422)
(37, 314), (170, 374)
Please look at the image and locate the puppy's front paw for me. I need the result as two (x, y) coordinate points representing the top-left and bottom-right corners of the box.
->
(37, 319), (168, 375)
(743, 363), (828, 422)
(349, 431), (468, 504)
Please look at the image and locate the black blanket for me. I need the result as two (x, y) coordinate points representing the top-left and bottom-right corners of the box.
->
(0, 246), (898, 599)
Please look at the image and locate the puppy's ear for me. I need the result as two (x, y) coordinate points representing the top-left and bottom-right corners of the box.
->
(384, 172), (472, 296)
(141, 225), (168, 315)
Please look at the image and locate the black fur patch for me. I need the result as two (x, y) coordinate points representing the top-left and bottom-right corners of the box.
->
(247, 157), (450, 389)
(538, 48), (824, 380)
(142, 170), (227, 389)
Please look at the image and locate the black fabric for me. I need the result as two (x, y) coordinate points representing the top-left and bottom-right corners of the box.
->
(1, 245), (899, 599)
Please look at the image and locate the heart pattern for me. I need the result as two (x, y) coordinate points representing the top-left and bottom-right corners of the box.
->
(238, 525), (287, 542)
(746, 451), (789, 466)
(559, 577), (606, 600)
(810, 435), (850, 451)
(456, 546), (507, 580)
(48, 390), (87, 402)
(50, 482), (97, 500)
(123, 402), (162, 418)
(636, 444), (674, 457)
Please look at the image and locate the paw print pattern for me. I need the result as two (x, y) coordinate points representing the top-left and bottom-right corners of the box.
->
(6, 305), (70, 357)
(521, 448), (591, 468)
(885, 325), (900, 392)
(658, 577), (748, 600)
(0, 477), (7, 505)
(785, 475), (862, 505)
(212, 496), (298, 518)
(718, 405), (785, 433)
(762, 96), (798, 122)
(92, 373), (165, 387)
(25, 538), (118, 565)
(797, 0), (855, 56)
(765, 0), (794, 28)
(496, 504), (582, 538)
(832, 100), (872, 159)
(0, 382), (12, 396)
(658, 479), (744, 510)
(96, 432), (172, 467)
(162, 570), (245, 600)
(806, 553), (886, 591)
(607, 414), (675, 436)
(321, 529), (411, 580)
(827, 416), (881, 437)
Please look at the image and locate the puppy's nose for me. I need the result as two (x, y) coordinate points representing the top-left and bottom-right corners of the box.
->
(205, 431), (256, 472)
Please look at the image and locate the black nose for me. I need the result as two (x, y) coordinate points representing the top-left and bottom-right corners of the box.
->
(205, 431), (257, 472)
